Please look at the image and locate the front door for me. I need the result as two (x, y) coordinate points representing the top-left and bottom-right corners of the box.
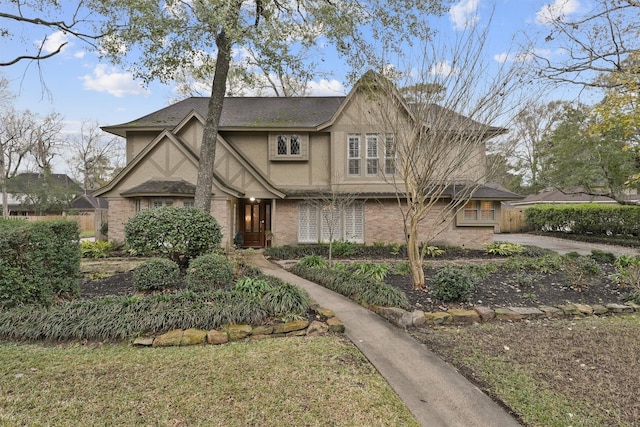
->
(241, 199), (270, 247)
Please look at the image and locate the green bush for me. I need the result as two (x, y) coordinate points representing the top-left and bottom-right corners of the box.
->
(297, 255), (328, 269)
(186, 253), (234, 291)
(80, 240), (115, 258)
(332, 240), (356, 257)
(360, 281), (409, 308)
(124, 206), (222, 264)
(133, 258), (179, 291)
(431, 265), (476, 302)
(611, 256), (640, 290)
(590, 249), (617, 264)
(351, 261), (390, 282)
(0, 219), (79, 308)
(234, 277), (274, 299)
(525, 204), (640, 236)
(261, 282), (311, 318)
(485, 241), (525, 256)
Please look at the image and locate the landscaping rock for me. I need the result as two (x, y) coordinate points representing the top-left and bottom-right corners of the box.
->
(327, 317), (345, 333)
(507, 307), (545, 319)
(557, 304), (583, 316)
(606, 303), (634, 314)
(251, 325), (274, 335)
(591, 304), (609, 315)
(153, 329), (184, 347)
(424, 312), (453, 325)
(409, 310), (427, 327)
(181, 328), (207, 346)
(447, 309), (481, 324)
(474, 306), (495, 322)
(306, 320), (329, 336)
(494, 308), (524, 321)
(539, 305), (564, 318)
(315, 307), (336, 319)
(573, 303), (594, 315)
(207, 330), (229, 345)
(273, 320), (309, 334)
(376, 307), (408, 327)
(132, 337), (154, 347)
(227, 324), (253, 341)
(625, 302), (640, 311)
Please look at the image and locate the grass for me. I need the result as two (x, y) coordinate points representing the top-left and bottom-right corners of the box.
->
(0, 336), (418, 426)
(414, 314), (640, 427)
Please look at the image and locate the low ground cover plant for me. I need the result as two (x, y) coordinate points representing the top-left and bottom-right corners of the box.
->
(80, 240), (116, 258)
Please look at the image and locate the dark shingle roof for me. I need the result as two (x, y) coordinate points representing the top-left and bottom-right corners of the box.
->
(7, 173), (81, 193)
(120, 180), (196, 197)
(71, 194), (109, 210)
(103, 97), (347, 136)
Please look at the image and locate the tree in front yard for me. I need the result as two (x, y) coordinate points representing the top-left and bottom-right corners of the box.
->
(364, 22), (533, 289)
(93, 0), (449, 212)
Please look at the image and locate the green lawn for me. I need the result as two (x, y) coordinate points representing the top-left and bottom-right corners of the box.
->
(0, 336), (418, 426)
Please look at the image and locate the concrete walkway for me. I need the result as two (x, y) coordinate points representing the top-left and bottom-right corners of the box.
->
(249, 253), (521, 427)
(497, 233), (639, 257)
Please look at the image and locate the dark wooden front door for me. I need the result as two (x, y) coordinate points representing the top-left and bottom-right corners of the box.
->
(241, 200), (270, 247)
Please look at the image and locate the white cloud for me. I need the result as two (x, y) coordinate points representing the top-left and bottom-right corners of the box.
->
(80, 64), (150, 98)
(430, 61), (455, 76)
(536, 0), (580, 24)
(37, 31), (70, 55)
(307, 79), (346, 96)
(449, 0), (480, 30)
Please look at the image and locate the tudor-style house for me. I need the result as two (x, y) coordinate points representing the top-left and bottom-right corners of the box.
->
(95, 72), (521, 249)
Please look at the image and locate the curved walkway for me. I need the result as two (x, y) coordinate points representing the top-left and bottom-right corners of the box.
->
(249, 252), (521, 427)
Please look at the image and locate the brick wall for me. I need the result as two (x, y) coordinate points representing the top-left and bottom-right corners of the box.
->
(107, 199), (137, 242)
(273, 198), (495, 249)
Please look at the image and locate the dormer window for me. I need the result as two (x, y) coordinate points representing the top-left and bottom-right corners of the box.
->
(270, 133), (309, 161)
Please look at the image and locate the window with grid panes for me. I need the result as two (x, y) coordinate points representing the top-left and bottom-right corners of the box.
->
(348, 134), (361, 176)
(366, 134), (379, 175)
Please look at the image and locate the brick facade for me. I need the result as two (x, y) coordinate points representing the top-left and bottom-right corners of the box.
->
(268, 198), (494, 249)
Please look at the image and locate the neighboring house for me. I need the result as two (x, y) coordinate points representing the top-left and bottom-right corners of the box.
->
(70, 192), (109, 213)
(3, 173), (82, 215)
(95, 72), (522, 249)
(509, 189), (640, 208)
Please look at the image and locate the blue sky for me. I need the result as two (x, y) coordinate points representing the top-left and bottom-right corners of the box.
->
(2, 0), (594, 173)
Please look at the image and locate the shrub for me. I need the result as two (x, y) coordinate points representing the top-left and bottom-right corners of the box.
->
(360, 281), (409, 309)
(186, 253), (234, 291)
(261, 282), (311, 318)
(590, 249), (617, 264)
(80, 240), (115, 258)
(133, 258), (179, 291)
(611, 256), (640, 290)
(485, 241), (525, 256)
(332, 240), (355, 257)
(525, 204), (640, 236)
(124, 206), (222, 264)
(0, 219), (80, 308)
(351, 261), (390, 282)
(234, 277), (274, 299)
(423, 245), (445, 257)
(297, 255), (328, 269)
(431, 265), (476, 302)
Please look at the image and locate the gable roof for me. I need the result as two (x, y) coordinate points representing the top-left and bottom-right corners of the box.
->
(103, 97), (346, 137)
(71, 193), (109, 210)
(120, 179), (196, 197)
(510, 189), (640, 206)
(7, 173), (81, 193)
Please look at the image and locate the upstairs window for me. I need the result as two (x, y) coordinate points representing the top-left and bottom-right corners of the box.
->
(384, 134), (396, 175)
(348, 134), (361, 176)
(270, 133), (308, 160)
(366, 134), (379, 175)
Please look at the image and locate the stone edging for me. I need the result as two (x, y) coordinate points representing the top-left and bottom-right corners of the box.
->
(132, 306), (345, 347)
(374, 301), (640, 329)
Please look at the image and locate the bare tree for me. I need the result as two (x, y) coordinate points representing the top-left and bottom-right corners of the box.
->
(1, 1), (104, 67)
(502, 100), (566, 192)
(363, 24), (534, 289)
(534, 0), (639, 91)
(66, 120), (124, 191)
(28, 112), (63, 173)
(0, 109), (37, 217)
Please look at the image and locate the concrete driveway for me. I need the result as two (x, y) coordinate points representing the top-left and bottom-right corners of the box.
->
(497, 233), (639, 257)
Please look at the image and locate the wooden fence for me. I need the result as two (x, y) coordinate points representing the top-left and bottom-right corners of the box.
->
(3, 213), (98, 232)
(500, 208), (533, 233)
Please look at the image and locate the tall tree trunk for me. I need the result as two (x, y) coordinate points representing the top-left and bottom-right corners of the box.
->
(194, 29), (233, 211)
(0, 156), (7, 218)
(407, 214), (425, 289)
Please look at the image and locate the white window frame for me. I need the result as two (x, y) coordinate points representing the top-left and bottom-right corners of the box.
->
(297, 201), (364, 244)
(366, 134), (379, 176)
(270, 133), (309, 160)
(347, 134), (361, 176)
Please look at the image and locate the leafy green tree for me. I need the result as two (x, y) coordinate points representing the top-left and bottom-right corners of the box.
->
(541, 103), (639, 204)
(94, 0), (448, 211)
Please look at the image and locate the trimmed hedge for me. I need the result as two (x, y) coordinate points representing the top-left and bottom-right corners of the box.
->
(525, 204), (640, 236)
(0, 219), (80, 308)
(124, 206), (222, 264)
